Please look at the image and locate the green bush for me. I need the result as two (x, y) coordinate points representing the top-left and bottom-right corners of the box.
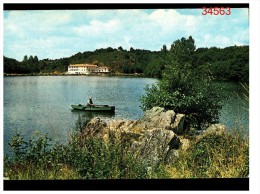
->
(62, 123), (152, 179)
(141, 36), (225, 129)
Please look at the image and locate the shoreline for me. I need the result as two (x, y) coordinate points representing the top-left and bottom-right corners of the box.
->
(3, 72), (147, 77)
(3, 73), (239, 82)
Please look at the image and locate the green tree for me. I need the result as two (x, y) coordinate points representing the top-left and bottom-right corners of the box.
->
(130, 47), (135, 52)
(23, 55), (28, 62)
(161, 45), (167, 53)
(141, 36), (225, 130)
(118, 46), (124, 52)
(33, 56), (39, 63)
(170, 36), (196, 66)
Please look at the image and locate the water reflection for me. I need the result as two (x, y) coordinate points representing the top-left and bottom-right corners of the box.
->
(71, 109), (115, 119)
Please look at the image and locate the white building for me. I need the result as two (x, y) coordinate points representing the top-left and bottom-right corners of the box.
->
(96, 66), (110, 73)
(68, 64), (110, 75)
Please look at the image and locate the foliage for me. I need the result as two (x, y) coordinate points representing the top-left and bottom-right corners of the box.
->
(195, 46), (249, 82)
(4, 56), (29, 74)
(4, 42), (248, 82)
(75, 114), (91, 133)
(64, 134), (149, 179)
(141, 36), (225, 129)
(167, 129), (249, 178)
(4, 119), (249, 179)
(4, 116), (158, 180)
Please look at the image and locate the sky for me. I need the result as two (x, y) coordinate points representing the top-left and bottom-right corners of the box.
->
(3, 8), (249, 61)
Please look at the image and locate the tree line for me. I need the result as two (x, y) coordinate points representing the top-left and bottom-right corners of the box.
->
(4, 36), (249, 82)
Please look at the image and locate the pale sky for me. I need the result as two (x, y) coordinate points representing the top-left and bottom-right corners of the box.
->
(3, 8), (249, 61)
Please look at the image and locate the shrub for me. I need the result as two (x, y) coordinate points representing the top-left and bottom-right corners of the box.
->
(141, 36), (225, 129)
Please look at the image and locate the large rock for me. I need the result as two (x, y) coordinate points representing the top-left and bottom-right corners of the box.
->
(197, 124), (227, 140)
(130, 128), (181, 165)
(83, 117), (107, 138)
(141, 107), (170, 129)
(107, 119), (138, 132)
(81, 107), (229, 168)
(205, 124), (227, 135)
(143, 107), (165, 119)
(171, 114), (185, 135)
(80, 107), (192, 166)
(180, 138), (190, 151)
(140, 107), (185, 134)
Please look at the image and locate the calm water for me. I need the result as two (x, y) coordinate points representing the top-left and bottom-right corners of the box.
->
(3, 76), (249, 154)
(218, 82), (249, 132)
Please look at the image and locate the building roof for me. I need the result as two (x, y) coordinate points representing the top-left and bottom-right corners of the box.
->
(69, 64), (97, 67)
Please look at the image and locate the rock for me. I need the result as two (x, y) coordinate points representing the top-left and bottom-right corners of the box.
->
(84, 116), (181, 165)
(106, 119), (138, 132)
(195, 124), (227, 142)
(164, 149), (179, 164)
(107, 119), (125, 130)
(180, 138), (190, 151)
(171, 114), (185, 135)
(206, 124), (227, 134)
(83, 117), (107, 138)
(160, 110), (176, 130)
(143, 107), (165, 120)
(140, 107), (185, 134)
(80, 108), (228, 167)
(130, 128), (181, 165)
(200, 124), (227, 137)
(168, 134), (181, 149)
(80, 107), (186, 166)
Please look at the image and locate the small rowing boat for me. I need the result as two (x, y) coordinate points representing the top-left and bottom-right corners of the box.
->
(71, 104), (115, 112)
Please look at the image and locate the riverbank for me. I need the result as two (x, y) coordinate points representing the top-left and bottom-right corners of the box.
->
(3, 72), (145, 77)
(4, 107), (249, 180)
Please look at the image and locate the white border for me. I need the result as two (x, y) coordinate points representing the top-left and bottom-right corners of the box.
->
(0, 0), (4, 192)
(249, 1), (260, 194)
(1, 0), (259, 194)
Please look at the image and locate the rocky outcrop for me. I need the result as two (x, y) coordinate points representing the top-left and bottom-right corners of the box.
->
(130, 128), (180, 165)
(140, 107), (185, 135)
(81, 107), (227, 166)
(196, 124), (227, 141)
(82, 117), (107, 139)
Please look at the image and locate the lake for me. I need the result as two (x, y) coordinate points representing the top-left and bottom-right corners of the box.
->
(3, 76), (249, 154)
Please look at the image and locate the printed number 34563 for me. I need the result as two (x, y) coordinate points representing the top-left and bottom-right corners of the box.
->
(202, 7), (231, 15)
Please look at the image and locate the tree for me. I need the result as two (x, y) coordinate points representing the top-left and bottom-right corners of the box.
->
(106, 47), (114, 52)
(170, 36), (196, 67)
(161, 45), (167, 53)
(141, 36), (225, 130)
(144, 59), (164, 78)
(23, 55), (28, 62)
(130, 47), (135, 52)
(118, 46), (124, 52)
(33, 56), (39, 63)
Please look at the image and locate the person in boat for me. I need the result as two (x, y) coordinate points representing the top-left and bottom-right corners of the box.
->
(87, 96), (95, 107)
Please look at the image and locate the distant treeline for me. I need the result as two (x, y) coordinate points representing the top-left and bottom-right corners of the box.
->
(4, 39), (249, 82)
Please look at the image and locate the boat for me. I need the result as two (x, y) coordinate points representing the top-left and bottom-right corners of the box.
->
(71, 104), (115, 112)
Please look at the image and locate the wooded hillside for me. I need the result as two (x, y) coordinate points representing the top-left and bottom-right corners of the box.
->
(4, 38), (249, 82)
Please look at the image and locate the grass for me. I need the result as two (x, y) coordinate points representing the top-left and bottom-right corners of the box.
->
(166, 129), (249, 178)
(4, 119), (153, 179)
(4, 115), (249, 180)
